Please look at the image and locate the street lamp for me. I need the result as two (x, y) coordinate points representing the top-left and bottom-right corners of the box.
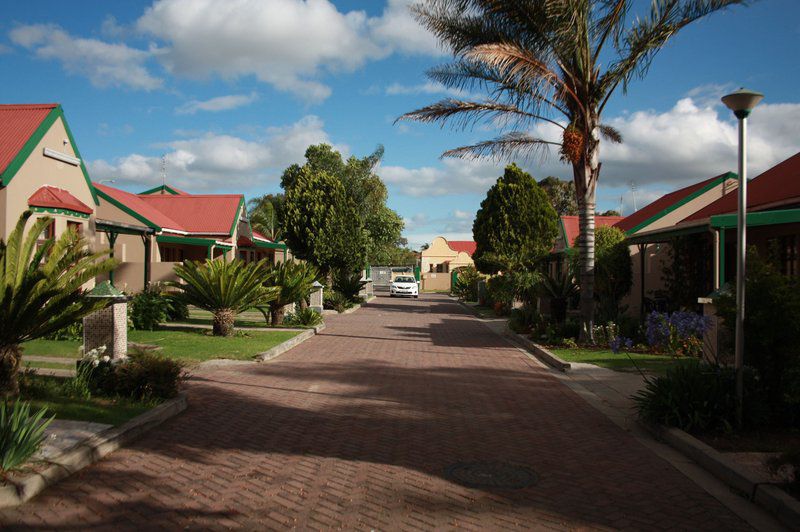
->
(721, 88), (763, 427)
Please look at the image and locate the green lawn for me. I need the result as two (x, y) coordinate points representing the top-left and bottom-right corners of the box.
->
(550, 347), (691, 375)
(23, 328), (301, 362)
(20, 375), (152, 426)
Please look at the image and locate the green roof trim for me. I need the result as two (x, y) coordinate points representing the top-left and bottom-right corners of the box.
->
(254, 239), (287, 251)
(30, 206), (90, 219)
(95, 221), (152, 236)
(229, 197), (245, 237)
(625, 172), (736, 235)
(559, 216), (570, 250)
(139, 184), (182, 195)
(710, 208), (800, 229)
(156, 234), (216, 247)
(1, 106), (99, 205)
(95, 187), (161, 230)
(626, 223), (709, 245)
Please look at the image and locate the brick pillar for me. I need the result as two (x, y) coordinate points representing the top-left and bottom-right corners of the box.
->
(83, 298), (128, 359)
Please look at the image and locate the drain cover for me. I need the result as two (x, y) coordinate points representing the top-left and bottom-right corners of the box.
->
(445, 461), (538, 489)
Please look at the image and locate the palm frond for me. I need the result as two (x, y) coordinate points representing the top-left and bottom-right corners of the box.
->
(442, 132), (560, 160)
(599, 124), (623, 144)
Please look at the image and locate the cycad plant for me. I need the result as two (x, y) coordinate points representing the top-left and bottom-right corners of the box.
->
(400, 0), (744, 340)
(264, 261), (320, 326)
(0, 211), (117, 397)
(541, 272), (579, 323)
(170, 259), (278, 336)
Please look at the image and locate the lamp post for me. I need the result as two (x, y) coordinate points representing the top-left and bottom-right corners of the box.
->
(720, 88), (763, 427)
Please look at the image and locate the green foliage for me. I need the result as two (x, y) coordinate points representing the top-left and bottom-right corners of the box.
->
(247, 193), (284, 241)
(282, 165), (368, 275)
(634, 361), (765, 433)
(170, 259), (278, 336)
(598, 210), (621, 216)
(44, 321), (83, 341)
(662, 234), (713, 311)
(451, 266), (482, 301)
(163, 294), (189, 322)
(472, 164), (559, 274)
(541, 272), (579, 323)
(716, 250), (800, 425)
(264, 261), (320, 325)
(110, 350), (186, 401)
(130, 286), (169, 330)
(508, 306), (542, 334)
(486, 275), (514, 311)
(538, 176), (577, 215)
(594, 226), (633, 322)
(332, 270), (367, 303)
(0, 400), (53, 471)
(324, 291), (352, 313)
(285, 308), (323, 327)
(0, 211), (117, 397)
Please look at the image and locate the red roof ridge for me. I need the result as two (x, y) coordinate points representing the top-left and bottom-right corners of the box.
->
(28, 185), (93, 215)
(0, 103), (59, 110)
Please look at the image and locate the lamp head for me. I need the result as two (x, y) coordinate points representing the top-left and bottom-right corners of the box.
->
(721, 88), (764, 119)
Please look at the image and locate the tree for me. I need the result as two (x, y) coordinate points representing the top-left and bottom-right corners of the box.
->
(281, 166), (368, 276)
(594, 226), (632, 322)
(539, 176), (578, 215)
(264, 261), (319, 326)
(170, 259), (278, 336)
(248, 193), (284, 240)
(599, 209), (621, 216)
(400, 0), (744, 341)
(472, 164), (558, 274)
(0, 212), (117, 396)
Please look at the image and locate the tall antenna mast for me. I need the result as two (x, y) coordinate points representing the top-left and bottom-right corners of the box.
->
(160, 154), (167, 192)
(628, 181), (639, 212)
(619, 195), (624, 216)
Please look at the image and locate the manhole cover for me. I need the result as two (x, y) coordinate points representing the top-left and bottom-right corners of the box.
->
(444, 461), (538, 489)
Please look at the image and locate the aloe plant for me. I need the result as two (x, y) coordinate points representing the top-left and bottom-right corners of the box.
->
(0, 400), (53, 471)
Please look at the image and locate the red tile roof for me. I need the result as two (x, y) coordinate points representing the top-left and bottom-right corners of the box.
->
(682, 152), (800, 223)
(95, 182), (243, 235)
(251, 230), (273, 242)
(561, 215), (625, 248)
(28, 185), (92, 214)
(615, 173), (731, 233)
(0, 104), (58, 176)
(448, 240), (477, 256)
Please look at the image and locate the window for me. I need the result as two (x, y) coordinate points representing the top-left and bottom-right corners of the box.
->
(779, 235), (799, 276)
(37, 219), (55, 252)
(67, 220), (83, 235)
(161, 246), (184, 263)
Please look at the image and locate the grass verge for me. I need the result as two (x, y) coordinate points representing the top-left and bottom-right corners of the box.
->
(550, 347), (691, 375)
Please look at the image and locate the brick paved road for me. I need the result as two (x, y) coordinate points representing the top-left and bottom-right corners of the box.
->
(1, 295), (748, 530)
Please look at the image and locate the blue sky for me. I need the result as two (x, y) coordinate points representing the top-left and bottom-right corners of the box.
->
(1, 0), (799, 248)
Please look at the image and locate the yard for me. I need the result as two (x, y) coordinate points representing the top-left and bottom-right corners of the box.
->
(550, 347), (691, 375)
(22, 328), (301, 364)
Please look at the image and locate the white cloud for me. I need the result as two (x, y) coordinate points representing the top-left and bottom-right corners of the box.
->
(381, 158), (506, 197)
(175, 92), (258, 115)
(385, 81), (470, 98)
(88, 115), (337, 191)
(369, 0), (443, 56)
(9, 24), (162, 90)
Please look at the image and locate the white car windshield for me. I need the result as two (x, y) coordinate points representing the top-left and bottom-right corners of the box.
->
(394, 276), (415, 283)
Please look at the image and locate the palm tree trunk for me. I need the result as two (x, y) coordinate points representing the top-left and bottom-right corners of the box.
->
(0, 345), (22, 398)
(575, 126), (600, 344)
(213, 309), (236, 336)
(271, 304), (285, 326)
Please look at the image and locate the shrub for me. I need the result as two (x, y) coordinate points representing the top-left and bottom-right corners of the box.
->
(451, 266), (481, 301)
(0, 400), (53, 471)
(285, 308), (323, 327)
(324, 291), (351, 313)
(264, 261), (319, 325)
(633, 360), (765, 433)
(163, 294), (189, 322)
(645, 310), (710, 358)
(43, 321), (83, 341)
(487, 275), (513, 310)
(508, 306), (541, 334)
(540, 272), (578, 323)
(130, 286), (170, 330)
(332, 270), (367, 303)
(594, 226), (632, 322)
(593, 321), (619, 349)
(716, 250), (800, 425)
(109, 351), (186, 401)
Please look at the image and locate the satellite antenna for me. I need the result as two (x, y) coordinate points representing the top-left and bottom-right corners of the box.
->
(628, 181), (638, 212)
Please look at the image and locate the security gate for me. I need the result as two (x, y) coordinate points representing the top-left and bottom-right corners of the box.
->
(370, 265), (415, 292)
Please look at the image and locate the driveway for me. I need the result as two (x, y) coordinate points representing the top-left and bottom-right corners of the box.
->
(0, 295), (748, 530)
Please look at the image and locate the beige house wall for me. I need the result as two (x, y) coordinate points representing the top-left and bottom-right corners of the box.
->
(421, 272), (451, 291)
(0, 116), (97, 245)
(420, 236), (474, 273)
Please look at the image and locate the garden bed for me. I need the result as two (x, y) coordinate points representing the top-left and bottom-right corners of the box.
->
(550, 347), (692, 375)
(22, 328), (302, 363)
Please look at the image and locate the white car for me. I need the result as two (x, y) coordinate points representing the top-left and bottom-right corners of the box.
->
(390, 275), (419, 298)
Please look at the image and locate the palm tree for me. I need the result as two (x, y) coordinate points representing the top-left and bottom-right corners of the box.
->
(170, 259), (278, 336)
(400, 0), (744, 340)
(0, 211), (117, 397)
(248, 194), (283, 241)
(263, 261), (320, 326)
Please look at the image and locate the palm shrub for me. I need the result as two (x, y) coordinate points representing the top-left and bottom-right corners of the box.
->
(0, 212), (117, 397)
(0, 400), (53, 471)
(130, 285), (170, 330)
(541, 272), (579, 323)
(264, 261), (319, 326)
(170, 259), (278, 336)
(332, 269), (367, 303)
(285, 308), (324, 327)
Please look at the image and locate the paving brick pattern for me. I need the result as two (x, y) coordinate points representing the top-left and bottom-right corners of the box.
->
(1, 295), (748, 530)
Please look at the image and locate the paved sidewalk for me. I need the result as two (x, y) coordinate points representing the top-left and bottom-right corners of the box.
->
(1, 295), (752, 530)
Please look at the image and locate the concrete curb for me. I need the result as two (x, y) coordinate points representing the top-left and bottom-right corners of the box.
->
(0, 393), (187, 508)
(255, 323), (326, 362)
(643, 422), (800, 530)
(505, 333), (572, 372)
(322, 301), (371, 316)
(159, 322), (309, 333)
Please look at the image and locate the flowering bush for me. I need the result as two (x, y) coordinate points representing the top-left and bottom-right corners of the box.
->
(645, 311), (711, 358)
(610, 336), (633, 354)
